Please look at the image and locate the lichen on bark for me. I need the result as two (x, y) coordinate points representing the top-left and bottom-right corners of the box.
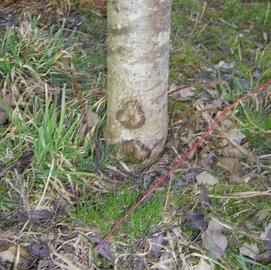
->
(116, 100), (145, 129)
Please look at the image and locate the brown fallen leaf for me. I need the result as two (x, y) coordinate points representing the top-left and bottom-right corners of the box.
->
(195, 99), (222, 112)
(216, 157), (244, 184)
(227, 128), (246, 144)
(169, 81), (221, 100)
(0, 150), (33, 179)
(261, 223), (271, 250)
(150, 233), (164, 259)
(168, 83), (196, 100)
(257, 250), (271, 264)
(186, 209), (207, 231)
(216, 157), (240, 174)
(0, 107), (8, 125)
(20, 209), (54, 223)
(133, 258), (146, 270)
(239, 243), (259, 260)
(90, 236), (113, 262)
(86, 108), (100, 130)
(200, 151), (215, 168)
(200, 185), (212, 207)
(217, 61), (235, 72)
(28, 242), (49, 259)
(229, 172), (255, 184)
(196, 171), (218, 186)
(202, 218), (228, 259)
(196, 258), (214, 270)
(0, 243), (29, 264)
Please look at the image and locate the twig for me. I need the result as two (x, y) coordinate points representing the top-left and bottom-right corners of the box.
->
(96, 80), (271, 249)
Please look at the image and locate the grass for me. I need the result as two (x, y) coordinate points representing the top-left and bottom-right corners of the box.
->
(170, 0), (271, 82)
(0, 0), (270, 269)
(0, 16), (105, 210)
(0, 18), (75, 112)
(33, 91), (83, 168)
(237, 102), (271, 154)
(217, 81), (271, 154)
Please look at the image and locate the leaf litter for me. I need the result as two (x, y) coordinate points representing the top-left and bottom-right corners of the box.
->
(0, 0), (270, 269)
(201, 218), (228, 259)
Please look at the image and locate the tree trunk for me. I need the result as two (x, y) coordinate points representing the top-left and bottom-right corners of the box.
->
(106, 0), (171, 171)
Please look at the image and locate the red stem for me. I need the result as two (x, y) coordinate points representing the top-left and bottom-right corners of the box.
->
(96, 80), (271, 250)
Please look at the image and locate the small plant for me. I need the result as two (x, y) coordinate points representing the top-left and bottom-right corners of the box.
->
(33, 90), (83, 168)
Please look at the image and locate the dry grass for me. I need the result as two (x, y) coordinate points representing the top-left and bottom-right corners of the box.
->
(0, 0), (270, 269)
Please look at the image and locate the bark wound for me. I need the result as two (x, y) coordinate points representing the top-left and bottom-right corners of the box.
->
(122, 140), (151, 163)
(116, 100), (145, 129)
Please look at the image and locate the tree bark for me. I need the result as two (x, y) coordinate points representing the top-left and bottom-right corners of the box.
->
(106, 0), (171, 171)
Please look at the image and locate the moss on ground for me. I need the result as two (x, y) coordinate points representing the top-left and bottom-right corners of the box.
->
(73, 185), (164, 242)
(0, 0), (270, 269)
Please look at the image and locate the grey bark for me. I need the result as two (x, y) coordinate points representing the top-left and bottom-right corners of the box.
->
(106, 0), (172, 171)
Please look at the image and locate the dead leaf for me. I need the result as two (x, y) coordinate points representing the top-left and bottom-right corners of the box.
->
(0, 107), (8, 125)
(186, 209), (207, 231)
(94, 0), (107, 12)
(216, 157), (240, 174)
(195, 99), (222, 112)
(220, 145), (245, 158)
(202, 218), (228, 258)
(169, 83), (195, 100)
(239, 243), (259, 260)
(200, 185), (211, 207)
(261, 223), (271, 250)
(216, 157), (243, 184)
(0, 150), (33, 179)
(157, 250), (172, 270)
(207, 218), (224, 231)
(227, 128), (246, 144)
(28, 242), (49, 259)
(201, 151), (214, 168)
(0, 243), (29, 264)
(196, 258), (214, 270)
(169, 81), (221, 101)
(222, 119), (234, 129)
(86, 109), (99, 130)
(91, 237), (113, 262)
(21, 209), (54, 223)
(151, 233), (164, 258)
(257, 250), (271, 263)
(196, 171), (218, 186)
(133, 258), (146, 270)
(217, 61), (235, 72)
(229, 172), (255, 184)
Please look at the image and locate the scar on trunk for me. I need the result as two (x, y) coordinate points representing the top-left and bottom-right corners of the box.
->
(116, 100), (145, 129)
(122, 140), (151, 163)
